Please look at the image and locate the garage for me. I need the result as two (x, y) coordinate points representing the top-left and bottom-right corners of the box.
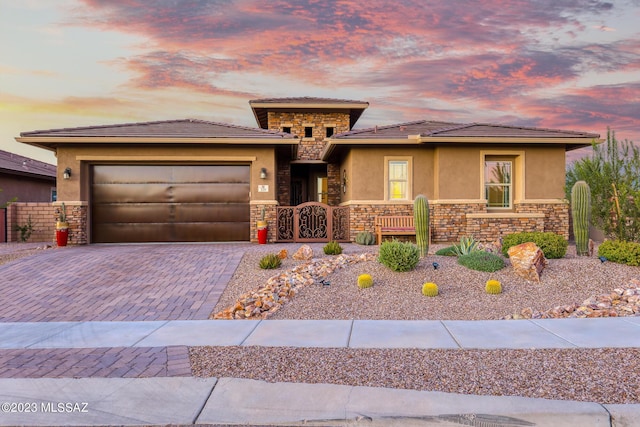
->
(91, 164), (250, 243)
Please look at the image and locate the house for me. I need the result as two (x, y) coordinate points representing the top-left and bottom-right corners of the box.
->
(0, 151), (56, 242)
(15, 97), (600, 244)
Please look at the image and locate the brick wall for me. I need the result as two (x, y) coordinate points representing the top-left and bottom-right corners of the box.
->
(6, 203), (55, 243)
(466, 215), (544, 241)
(432, 202), (486, 242)
(276, 158), (291, 206)
(327, 163), (341, 206)
(250, 203), (277, 243)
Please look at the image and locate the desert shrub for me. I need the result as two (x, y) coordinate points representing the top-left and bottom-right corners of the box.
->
(597, 240), (640, 266)
(323, 241), (343, 255)
(357, 274), (373, 288)
(258, 253), (282, 269)
(502, 232), (568, 259)
(485, 279), (502, 294)
(435, 246), (458, 256)
(355, 231), (376, 245)
(14, 216), (34, 242)
(452, 236), (480, 256)
(378, 239), (420, 272)
(422, 282), (439, 297)
(458, 251), (505, 272)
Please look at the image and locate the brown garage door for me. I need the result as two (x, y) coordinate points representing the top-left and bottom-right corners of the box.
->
(91, 165), (250, 243)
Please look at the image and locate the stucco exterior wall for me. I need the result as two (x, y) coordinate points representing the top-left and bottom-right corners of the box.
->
(0, 173), (55, 205)
(435, 146), (480, 199)
(524, 146), (566, 199)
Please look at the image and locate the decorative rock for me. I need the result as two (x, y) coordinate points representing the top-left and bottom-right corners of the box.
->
(213, 252), (377, 320)
(292, 244), (313, 260)
(507, 242), (548, 282)
(277, 249), (288, 259)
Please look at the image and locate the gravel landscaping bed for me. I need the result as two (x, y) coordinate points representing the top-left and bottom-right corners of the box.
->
(197, 242), (640, 404)
(212, 243), (640, 320)
(190, 346), (640, 404)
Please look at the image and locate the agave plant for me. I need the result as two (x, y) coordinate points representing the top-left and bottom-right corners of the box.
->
(453, 235), (480, 256)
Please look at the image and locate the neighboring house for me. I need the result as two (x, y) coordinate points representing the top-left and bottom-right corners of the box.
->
(0, 150), (56, 206)
(16, 97), (600, 245)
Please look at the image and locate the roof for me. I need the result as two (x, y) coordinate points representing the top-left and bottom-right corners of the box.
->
(249, 97), (369, 130)
(322, 120), (601, 161)
(0, 150), (56, 179)
(334, 120), (601, 139)
(19, 119), (296, 139)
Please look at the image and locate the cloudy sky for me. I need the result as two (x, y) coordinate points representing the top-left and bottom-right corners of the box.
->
(1, 0), (639, 165)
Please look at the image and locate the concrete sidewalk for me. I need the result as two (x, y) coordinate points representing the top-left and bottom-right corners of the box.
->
(0, 318), (638, 425)
(0, 376), (638, 426)
(1, 317), (640, 350)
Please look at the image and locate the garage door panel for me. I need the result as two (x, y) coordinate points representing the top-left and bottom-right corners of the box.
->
(172, 165), (250, 184)
(91, 164), (250, 243)
(92, 184), (169, 204)
(93, 165), (177, 184)
(92, 204), (173, 223)
(171, 183), (250, 203)
(174, 203), (250, 222)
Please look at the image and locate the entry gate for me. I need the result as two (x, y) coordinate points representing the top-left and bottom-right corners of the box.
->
(276, 202), (349, 242)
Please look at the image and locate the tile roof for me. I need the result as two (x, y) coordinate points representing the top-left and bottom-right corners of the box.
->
(20, 119), (296, 139)
(249, 97), (369, 130)
(0, 150), (56, 178)
(249, 96), (368, 105)
(335, 120), (600, 139)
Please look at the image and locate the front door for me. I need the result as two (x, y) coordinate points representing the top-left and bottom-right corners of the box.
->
(290, 163), (327, 205)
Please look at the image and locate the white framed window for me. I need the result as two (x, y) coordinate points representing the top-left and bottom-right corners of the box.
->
(384, 156), (412, 200)
(484, 160), (512, 209)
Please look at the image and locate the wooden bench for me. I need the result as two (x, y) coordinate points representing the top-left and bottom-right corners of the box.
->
(375, 216), (416, 244)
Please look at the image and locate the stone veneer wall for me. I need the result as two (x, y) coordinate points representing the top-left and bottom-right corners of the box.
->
(466, 215), (544, 242)
(516, 202), (570, 239)
(432, 203), (486, 242)
(6, 202), (87, 245)
(250, 203), (277, 243)
(347, 201), (568, 243)
(327, 163), (341, 206)
(267, 111), (350, 161)
(276, 158), (291, 206)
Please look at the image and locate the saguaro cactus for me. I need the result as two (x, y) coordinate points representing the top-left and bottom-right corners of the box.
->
(571, 180), (591, 256)
(414, 194), (430, 257)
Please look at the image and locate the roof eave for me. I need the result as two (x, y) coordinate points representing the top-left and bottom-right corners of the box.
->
(15, 136), (298, 146)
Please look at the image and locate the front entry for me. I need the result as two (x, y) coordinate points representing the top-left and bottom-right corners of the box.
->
(290, 163), (327, 205)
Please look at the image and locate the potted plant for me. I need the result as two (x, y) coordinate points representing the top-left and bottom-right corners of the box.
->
(55, 202), (69, 247)
(256, 205), (268, 244)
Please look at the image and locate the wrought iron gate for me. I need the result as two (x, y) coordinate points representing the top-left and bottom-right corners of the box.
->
(276, 202), (349, 242)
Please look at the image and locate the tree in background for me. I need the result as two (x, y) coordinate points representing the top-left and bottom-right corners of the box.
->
(566, 128), (640, 242)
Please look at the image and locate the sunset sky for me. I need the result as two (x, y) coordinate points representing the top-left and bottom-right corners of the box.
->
(1, 0), (639, 165)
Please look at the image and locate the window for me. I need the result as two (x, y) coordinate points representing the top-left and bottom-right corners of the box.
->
(384, 157), (412, 200)
(304, 127), (313, 138)
(317, 177), (328, 204)
(326, 127), (334, 137)
(484, 160), (512, 209)
(282, 126), (291, 134)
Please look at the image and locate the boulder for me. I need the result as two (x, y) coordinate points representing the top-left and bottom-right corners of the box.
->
(292, 244), (313, 260)
(507, 242), (548, 282)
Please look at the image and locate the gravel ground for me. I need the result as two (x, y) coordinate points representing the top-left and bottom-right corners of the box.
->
(199, 242), (640, 404)
(212, 242), (640, 320)
(190, 346), (640, 404)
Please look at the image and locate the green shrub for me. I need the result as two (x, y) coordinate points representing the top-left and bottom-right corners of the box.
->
(502, 232), (568, 259)
(458, 251), (505, 272)
(355, 231), (376, 245)
(422, 282), (439, 297)
(14, 216), (34, 242)
(357, 274), (373, 289)
(323, 241), (343, 255)
(597, 240), (640, 266)
(452, 236), (480, 256)
(435, 246), (458, 256)
(378, 239), (420, 272)
(259, 253), (282, 269)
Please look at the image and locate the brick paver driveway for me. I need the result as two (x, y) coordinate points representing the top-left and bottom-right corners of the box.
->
(0, 244), (248, 322)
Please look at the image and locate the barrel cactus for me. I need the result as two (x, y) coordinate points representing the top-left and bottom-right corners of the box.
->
(422, 282), (439, 297)
(485, 279), (502, 295)
(355, 231), (376, 245)
(571, 181), (591, 256)
(414, 194), (430, 257)
(357, 274), (373, 289)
